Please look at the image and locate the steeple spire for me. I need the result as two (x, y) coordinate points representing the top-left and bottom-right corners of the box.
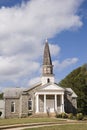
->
(43, 39), (52, 66)
(42, 40), (54, 76)
(41, 40), (54, 85)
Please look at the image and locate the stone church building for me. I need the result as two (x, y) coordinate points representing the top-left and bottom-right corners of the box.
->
(4, 40), (77, 118)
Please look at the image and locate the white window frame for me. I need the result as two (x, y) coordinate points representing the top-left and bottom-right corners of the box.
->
(28, 98), (33, 111)
(11, 101), (15, 113)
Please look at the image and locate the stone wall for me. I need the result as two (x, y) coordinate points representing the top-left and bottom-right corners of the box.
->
(57, 95), (61, 113)
(25, 84), (41, 113)
(20, 94), (28, 117)
(39, 95), (44, 112)
(5, 98), (20, 118)
(64, 92), (77, 114)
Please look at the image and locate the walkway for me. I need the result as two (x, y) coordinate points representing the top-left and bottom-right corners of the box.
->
(0, 120), (87, 130)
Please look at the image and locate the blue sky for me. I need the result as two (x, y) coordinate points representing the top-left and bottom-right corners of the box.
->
(0, 0), (87, 91)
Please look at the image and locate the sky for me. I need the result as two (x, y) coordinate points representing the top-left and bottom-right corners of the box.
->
(0, 0), (87, 92)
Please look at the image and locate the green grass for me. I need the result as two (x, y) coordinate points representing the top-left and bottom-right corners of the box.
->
(24, 124), (87, 130)
(0, 117), (64, 126)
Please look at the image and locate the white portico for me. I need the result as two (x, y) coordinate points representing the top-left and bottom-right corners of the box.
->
(35, 83), (65, 113)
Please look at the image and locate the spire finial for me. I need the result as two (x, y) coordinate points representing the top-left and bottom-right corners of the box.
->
(46, 38), (48, 43)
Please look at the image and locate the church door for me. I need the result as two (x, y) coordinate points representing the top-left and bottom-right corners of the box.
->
(46, 95), (54, 112)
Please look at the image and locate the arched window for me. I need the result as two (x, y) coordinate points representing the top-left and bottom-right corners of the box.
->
(47, 78), (50, 83)
(28, 98), (32, 111)
(11, 101), (15, 112)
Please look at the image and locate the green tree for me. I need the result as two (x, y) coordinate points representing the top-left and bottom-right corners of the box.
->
(0, 93), (3, 99)
(59, 64), (87, 115)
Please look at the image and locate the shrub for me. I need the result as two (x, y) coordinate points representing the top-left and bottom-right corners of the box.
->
(0, 111), (2, 116)
(56, 113), (68, 119)
(56, 113), (62, 118)
(76, 113), (84, 120)
(61, 112), (68, 118)
(68, 113), (73, 119)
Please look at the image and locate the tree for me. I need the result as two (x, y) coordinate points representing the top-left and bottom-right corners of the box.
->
(59, 64), (87, 115)
(0, 93), (3, 99)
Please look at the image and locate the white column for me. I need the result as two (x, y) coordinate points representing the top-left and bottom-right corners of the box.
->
(44, 94), (46, 113)
(36, 94), (39, 113)
(55, 94), (57, 111)
(61, 94), (64, 113)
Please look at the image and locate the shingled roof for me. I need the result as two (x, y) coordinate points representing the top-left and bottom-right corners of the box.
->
(4, 87), (24, 98)
(43, 40), (52, 65)
(65, 88), (77, 98)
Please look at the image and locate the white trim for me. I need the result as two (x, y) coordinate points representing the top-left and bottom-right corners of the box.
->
(42, 84), (64, 90)
(11, 101), (15, 113)
(35, 91), (64, 95)
(61, 94), (64, 113)
(28, 98), (33, 111)
(41, 76), (54, 85)
(44, 94), (46, 113)
(55, 94), (57, 111)
(36, 94), (39, 113)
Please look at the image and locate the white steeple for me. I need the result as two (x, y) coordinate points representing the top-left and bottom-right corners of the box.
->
(41, 40), (54, 85)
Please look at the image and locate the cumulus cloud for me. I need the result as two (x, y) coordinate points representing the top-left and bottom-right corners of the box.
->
(0, 56), (40, 82)
(53, 58), (79, 71)
(28, 77), (41, 86)
(0, 0), (84, 89)
(49, 44), (60, 56)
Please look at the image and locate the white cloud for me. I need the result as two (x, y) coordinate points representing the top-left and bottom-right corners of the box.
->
(0, 0), (83, 40)
(0, 56), (40, 82)
(49, 44), (60, 56)
(53, 58), (79, 71)
(28, 77), (41, 86)
(0, 0), (84, 89)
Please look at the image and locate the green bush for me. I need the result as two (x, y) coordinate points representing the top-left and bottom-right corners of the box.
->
(76, 113), (84, 120)
(68, 113), (73, 119)
(61, 113), (68, 118)
(0, 111), (2, 116)
(56, 113), (62, 118)
(56, 113), (69, 119)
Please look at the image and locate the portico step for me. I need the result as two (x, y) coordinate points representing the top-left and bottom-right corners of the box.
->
(29, 113), (56, 118)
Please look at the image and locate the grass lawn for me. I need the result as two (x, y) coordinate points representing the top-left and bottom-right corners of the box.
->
(24, 124), (87, 130)
(0, 117), (64, 126)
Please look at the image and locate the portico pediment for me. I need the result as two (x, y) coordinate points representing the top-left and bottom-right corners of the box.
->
(40, 83), (64, 91)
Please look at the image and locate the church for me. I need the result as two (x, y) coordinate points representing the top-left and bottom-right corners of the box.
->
(3, 40), (77, 118)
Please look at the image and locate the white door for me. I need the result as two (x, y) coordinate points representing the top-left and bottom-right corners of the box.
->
(46, 95), (54, 112)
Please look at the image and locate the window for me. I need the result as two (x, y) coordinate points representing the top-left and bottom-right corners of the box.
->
(47, 78), (50, 83)
(47, 68), (50, 74)
(11, 102), (15, 112)
(28, 98), (32, 111)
